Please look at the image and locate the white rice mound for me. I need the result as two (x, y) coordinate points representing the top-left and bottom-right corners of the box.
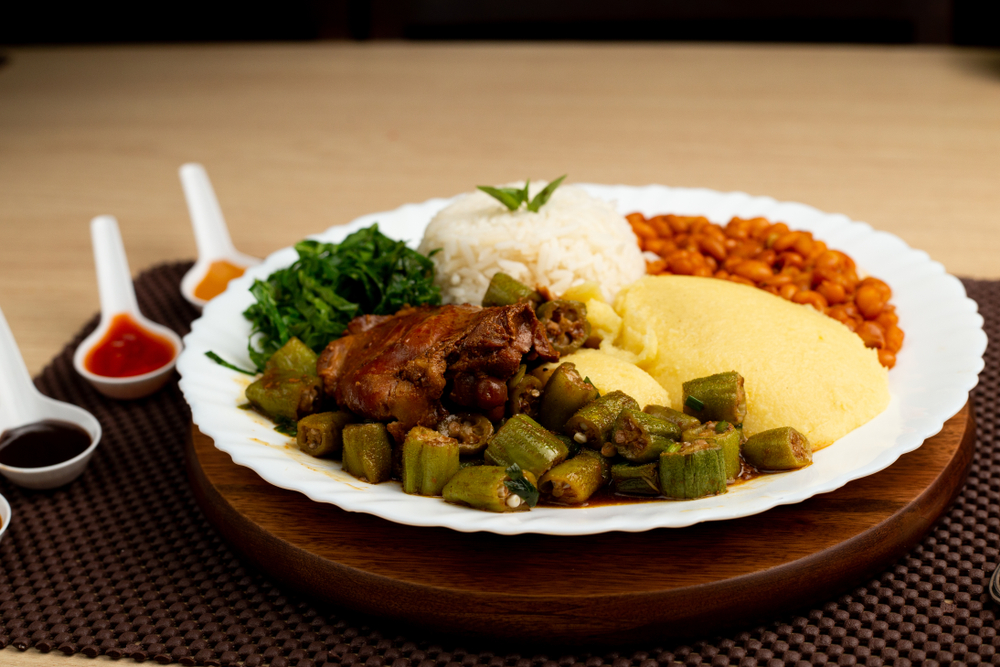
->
(418, 182), (646, 305)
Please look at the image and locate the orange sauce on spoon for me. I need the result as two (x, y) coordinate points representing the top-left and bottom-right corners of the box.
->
(84, 314), (175, 378)
(193, 260), (245, 301)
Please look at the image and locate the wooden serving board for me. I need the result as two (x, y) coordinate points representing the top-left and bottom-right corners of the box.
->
(186, 404), (975, 646)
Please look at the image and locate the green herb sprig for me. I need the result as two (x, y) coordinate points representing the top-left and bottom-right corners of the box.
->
(478, 175), (567, 213)
(504, 462), (539, 508)
(242, 224), (441, 372)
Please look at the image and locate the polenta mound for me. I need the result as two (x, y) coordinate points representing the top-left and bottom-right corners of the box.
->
(609, 275), (889, 450)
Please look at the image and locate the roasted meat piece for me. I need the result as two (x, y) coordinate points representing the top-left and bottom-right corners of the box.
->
(317, 303), (558, 440)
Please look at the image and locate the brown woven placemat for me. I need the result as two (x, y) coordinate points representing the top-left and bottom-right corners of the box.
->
(1, 262), (997, 666)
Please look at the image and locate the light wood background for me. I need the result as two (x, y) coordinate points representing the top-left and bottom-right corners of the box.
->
(1, 42), (998, 665)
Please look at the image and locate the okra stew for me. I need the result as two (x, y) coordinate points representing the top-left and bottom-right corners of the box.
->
(244, 270), (813, 513)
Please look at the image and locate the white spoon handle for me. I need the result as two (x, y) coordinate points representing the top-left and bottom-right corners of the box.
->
(180, 163), (236, 261)
(0, 305), (42, 427)
(90, 215), (140, 318)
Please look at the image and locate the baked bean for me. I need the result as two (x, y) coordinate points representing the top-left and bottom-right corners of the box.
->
(732, 260), (774, 283)
(632, 220), (657, 240)
(816, 280), (847, 305)
(878, 349), (896, 367)
(778, 283), (798, 300)
(856, 321), (886, 349)
(791, 290), (828, 311)
(667, 250), (698, 275)
(772, 231), (801, 253)
(876, 307), (898, 328)
(776, 251), (805, 271)
(855, 284), (887, 320)
(698, 234), (728, 262)
(629, 212), (902, 368)
(885, 324), (904, 353)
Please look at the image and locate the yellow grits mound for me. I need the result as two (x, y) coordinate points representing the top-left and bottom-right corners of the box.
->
(545, 348), (671, 409)
(610, 275), (890, 450)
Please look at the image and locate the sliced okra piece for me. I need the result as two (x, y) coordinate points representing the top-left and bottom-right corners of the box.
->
(482, 272), (542, 308)
(401, 426), (460, 496)
(264, 336), (319, 376)
(611, 408), (682, 462)
(341, 423), (393, 484)
(611, 462), (662, 497)
(437, 413), (494, 456)
(296, 410), (353, 458)
(643, 404), (702, 432)
(538, 450), (609, 505)
(659, 440), (727, 500)
(246, 370), (323, 421)
(538, 362), (600, 432)
(564, 390), (640, 450)
(682, 371), (747, 425)
(741, 427), (812, 471)
(485, 413), (569, 479)
(442, 465), (535, 512)
(536, 300), (591, 355)
(507, 374), (544, 418)
(682, 420), (742, 483)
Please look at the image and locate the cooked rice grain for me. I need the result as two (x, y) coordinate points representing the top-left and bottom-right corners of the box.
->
(418, 183), (645, 305)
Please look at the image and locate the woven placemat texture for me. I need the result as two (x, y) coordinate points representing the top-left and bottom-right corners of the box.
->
(0, 263), (997, 667)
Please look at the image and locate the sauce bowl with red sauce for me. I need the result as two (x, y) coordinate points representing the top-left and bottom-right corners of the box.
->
(73, 216), (183, 399)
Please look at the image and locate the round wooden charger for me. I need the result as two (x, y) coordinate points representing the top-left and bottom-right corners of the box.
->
(187, 404), (975, 646)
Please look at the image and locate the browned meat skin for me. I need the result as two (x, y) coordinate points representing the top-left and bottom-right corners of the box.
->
(317, 303), (558, 440)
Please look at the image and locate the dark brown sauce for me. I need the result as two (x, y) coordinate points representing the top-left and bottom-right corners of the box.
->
(0, 420), (92, 468)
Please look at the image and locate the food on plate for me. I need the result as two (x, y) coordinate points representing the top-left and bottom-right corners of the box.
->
(227, 181), (900, 515)
(741, 427), (813, 471)
(315, 302), (558, 441)
(542, 348), (671, 410)
(243, 225), (441, 371)
(628, 212), (904, 368)
(611, 275), (889, 450)
(418, 180), (645, 306)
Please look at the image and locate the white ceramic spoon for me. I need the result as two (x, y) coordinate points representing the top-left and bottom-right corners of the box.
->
(178, 163), (259, 308)
(72, 215), (183, 399)
(0, 304), (102, 489)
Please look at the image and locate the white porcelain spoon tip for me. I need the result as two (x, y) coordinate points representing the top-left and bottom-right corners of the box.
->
(0, 305), (102, 489)
(178, 163), (259, 309)
(73, 215), (183, 400)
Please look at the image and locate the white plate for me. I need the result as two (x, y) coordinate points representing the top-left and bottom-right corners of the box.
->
(177, 184), (987, 536)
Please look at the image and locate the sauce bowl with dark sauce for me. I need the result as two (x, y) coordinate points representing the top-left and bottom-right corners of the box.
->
(1, 306), (102, 489)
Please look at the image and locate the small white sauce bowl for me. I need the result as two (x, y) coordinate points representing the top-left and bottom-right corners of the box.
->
(74, 215), (184, 400)
(178, 163), (259, 309)
(73, 321), (183, 400)
(0, 402), (102, 489)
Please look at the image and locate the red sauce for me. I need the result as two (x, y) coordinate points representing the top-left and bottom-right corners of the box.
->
(84, 313), (175, 378)
(0, 420), (92, 468)
(193, 260), (245, 301)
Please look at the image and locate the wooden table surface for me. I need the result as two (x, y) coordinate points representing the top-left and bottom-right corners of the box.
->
(1, 42), (998, 665)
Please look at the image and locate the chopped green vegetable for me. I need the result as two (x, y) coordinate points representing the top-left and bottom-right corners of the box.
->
(503, 463), (539, 508)
(684, 395), (705, 412)
(205, 351), (256, 376)
(477, 176), (567, 213)
(242, 224), (441, 371)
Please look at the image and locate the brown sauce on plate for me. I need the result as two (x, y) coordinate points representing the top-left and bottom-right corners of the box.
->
(0, 420), (92, 468)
